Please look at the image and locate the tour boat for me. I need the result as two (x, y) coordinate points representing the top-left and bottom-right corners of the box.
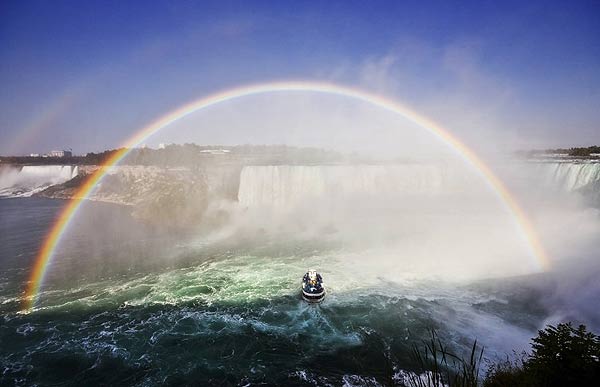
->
(302, 269), (325, 303)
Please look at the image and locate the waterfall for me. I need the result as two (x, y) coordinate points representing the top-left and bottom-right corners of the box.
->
(0, 165), (79, 197)
(238, 165), (463, 207)
(541, 162), (600, 191)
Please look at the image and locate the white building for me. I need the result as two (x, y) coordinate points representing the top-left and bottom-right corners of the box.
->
(47, 150), (72, 158)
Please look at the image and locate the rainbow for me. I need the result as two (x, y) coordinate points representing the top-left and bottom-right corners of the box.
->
(8, 88), (80, 155)
(23, 81), (550, 311)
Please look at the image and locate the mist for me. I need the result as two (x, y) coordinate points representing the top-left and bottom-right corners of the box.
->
(33, 59), (593, 280)
(27, 81), (595, 360)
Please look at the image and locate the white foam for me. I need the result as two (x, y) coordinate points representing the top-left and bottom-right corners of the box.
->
(0, 165), (78, 197)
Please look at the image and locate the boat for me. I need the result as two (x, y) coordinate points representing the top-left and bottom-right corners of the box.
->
(301, 269), (325, 302)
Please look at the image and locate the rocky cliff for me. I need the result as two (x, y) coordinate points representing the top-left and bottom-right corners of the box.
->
(37, 165), (241, 229)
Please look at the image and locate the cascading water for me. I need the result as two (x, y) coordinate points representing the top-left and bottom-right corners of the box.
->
(237, 164), (468, 207)
(540, 162), (600, 191)
(0, 165), (78, 197)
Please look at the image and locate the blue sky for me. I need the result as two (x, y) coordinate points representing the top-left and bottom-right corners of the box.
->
(1, 0), (599, 154)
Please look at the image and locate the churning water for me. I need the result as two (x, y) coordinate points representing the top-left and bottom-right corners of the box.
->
(0, 197), (552, 386)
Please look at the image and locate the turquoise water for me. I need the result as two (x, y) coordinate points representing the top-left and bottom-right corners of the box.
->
(0, 198), (548, 385)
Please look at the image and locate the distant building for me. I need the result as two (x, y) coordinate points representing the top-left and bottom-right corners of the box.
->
(47, 150), (72, 158)
(29, 153), (40, 157)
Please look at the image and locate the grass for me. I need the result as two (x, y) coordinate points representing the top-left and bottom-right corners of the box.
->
(407, 329), (484, 387)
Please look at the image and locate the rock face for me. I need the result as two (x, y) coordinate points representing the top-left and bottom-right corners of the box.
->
(129, 172), (209, 229)
(37, 165), (241, 230)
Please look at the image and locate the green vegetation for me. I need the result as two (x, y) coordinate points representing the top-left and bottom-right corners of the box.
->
(564, 145), (600, 157)
(0, 148), (121, 165)
(485, 323), (600, 387)
(541, 145), (600, 157)
(408, 323), (600, 387)
(408, 329), (483, 387)
(516, 145), (600, 158)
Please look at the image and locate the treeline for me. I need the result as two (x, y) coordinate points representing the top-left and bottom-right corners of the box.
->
(543, 145), (599, 157)
(527, 145), (600, 157)
(562, 145), (600, 156)
(406, 322), (600, 387)
(1, 144), (348, 166)
(515, 145), (600, 158)
(0, 149), (121, 166)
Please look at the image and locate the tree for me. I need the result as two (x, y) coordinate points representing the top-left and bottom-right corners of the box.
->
(525, 323), (600, 386)
(485, 322), (600, 386)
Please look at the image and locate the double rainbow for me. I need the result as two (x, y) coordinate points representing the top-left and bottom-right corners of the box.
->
(23, 81), (550, 311)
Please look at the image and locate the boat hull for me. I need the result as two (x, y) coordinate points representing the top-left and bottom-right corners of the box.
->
(302, 288), (325, 303)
